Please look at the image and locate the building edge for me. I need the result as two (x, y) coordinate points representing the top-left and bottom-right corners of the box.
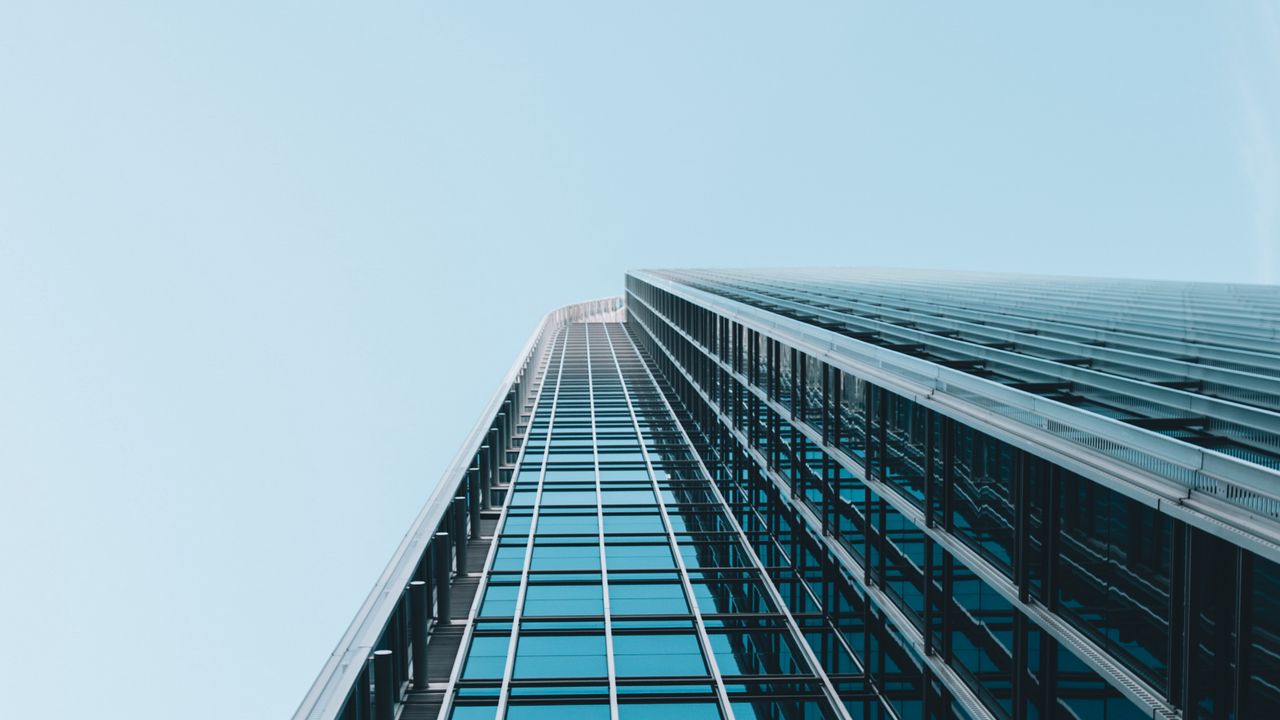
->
(292, 296), (623, 720)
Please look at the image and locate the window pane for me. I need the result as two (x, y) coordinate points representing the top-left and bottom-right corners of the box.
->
(513, 634), (606, 678)
(506, 703), (610, 720)
(607, 544), (676, 569)
(618, 702), (721, 720)
(449, 704), (497, 720)
(461, 635), (511, 679)
(613, 633), (706, 677)
(522, 584), (604, 617)
(531, 544), (600, 571)
(609, 583), (689, 615)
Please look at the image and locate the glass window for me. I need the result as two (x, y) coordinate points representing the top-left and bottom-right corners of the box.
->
(502, 514), (532, 538)
(1053, 640), (1148, 720)
(602, 488), (658, 505)
(449, 703), (497, 720)
(480, 585), (519, 617)
(948, 427), (1014, 574)
(1056, 470), (1171, 690)
(605, 513), (667, 535)
(948, 566), (1013, 717)
(531, 544), (600, 571)
(1244, 551), (1280, 716)
(513, 634), (606, 678)
(613, 633), (707, 677)
(606, 543), (676, 570)
(536, 514), (599, 535)
(618, 702), (721, 720)
(730, 700), (832, 720)
(609, 582), (690, 615)
(539, 490), (599, 507)
(707, 630), (804, 676)
(523, 584), (603, 617)
(509, 489), (539, 507)
(491, 545), (527, 571)
(506, 703), (610, 719)
(461, 635), (511, 679)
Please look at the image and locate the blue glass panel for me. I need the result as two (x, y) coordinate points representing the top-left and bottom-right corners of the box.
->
(605, 514), (667, 534)
(536, 514), (599, 535)
(510, 490), (538, 507)
(539, 490), (599, 507)
(613, 633), (706, 677)
(707, 631), (803, 676)
(618, 702), (721, 720)
(513, 634), (607, 678)
(615, 684), (715, 695)
(734, 699), (836, 720)
(609, 583), (689, 615)
(522, 584), (603, 617)
(449, 704), (497, 720)
(461, 635), (511, 679)
(601, 489), (658, 505)
(509, 685), (610, 697)
(606, 544), (676, 569)
(480, 585), (519, 617)
(491, 546), (526, 571)
(506, 703), (610, 719)
(531, 544), (600, 571)
(502, 515), (532, 538)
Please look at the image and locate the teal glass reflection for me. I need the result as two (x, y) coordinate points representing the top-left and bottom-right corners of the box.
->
(506, 703), (610, 719)
(522, 583), (603, 616)
(513, 634), (607, 678)
(449, 704), (497, 720)
(462, 635), (511, 679)
(612, 633), (706, 677)
(531, 543), (600, 571)
(608, 582), (689, 615)
(618, 702), (721, 719)
(605, 544), (676, 569)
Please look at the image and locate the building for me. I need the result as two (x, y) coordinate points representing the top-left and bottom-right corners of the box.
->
(294, 269), (1280, 720)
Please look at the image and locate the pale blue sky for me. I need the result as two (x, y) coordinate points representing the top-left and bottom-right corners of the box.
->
(2, 3), (1277, 718)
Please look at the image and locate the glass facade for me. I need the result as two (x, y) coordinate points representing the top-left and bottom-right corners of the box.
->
(447, 322), (844, 720)
(296, 271), (1280, 720)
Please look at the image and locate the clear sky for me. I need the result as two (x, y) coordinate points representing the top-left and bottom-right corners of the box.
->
(2, 3), (1277, 718)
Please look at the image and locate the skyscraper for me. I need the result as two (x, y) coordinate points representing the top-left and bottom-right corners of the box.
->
(295, 269), (1280, 720)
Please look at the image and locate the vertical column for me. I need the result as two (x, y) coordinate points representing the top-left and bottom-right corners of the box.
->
(942, 416), (955, 534)
(355, 661), (371, 720)
(924, 408), (936, 530)
(434, 531), (452, 623)
(1168, 520), (1187, 705)
(373, 649), (395, 720)
(1014, 449), (1031, 604)
(468, 467), (482, 541)
(478, 445), (491, 511)
(488, 429), (501, 492)
(409, 580), (429, 689)
(923, 536), (935, 657)
(452, 496), (468, 576)
(1012, 613), (1029, 719)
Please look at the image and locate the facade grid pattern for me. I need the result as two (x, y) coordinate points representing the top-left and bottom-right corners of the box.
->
(443, 322), (846, 720)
